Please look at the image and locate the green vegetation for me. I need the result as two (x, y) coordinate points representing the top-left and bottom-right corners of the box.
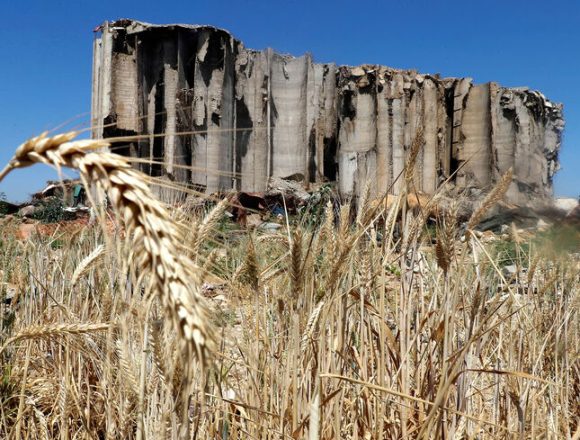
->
(31, 197), (75, 224)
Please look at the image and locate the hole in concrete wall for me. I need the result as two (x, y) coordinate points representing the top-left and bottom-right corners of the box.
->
(176, 100), (193, 183)
(112, 29), (134, 55)
(323, 136), (338, 181)
(235, 98), (252, 160)
(151, 78), (165, 177)
(444, 85), (459, 180)
(268, 89), (279, 176)
(137, 141), (151, 176)
(102, 116), (137, 160)
(341, 90), (356, 120)
(308, 128), (316, 183)
(358, 71), (376, 95)
(137, 34), (168, 177)
(501, 106), (517, 122)
(235, 97), (253, 188)
(444, 87), (454, 121)
(178, 32), (199, 88)
(199, 33), (225, 87)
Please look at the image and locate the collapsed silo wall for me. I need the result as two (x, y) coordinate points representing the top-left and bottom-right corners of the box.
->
(92, 20), (564, 205)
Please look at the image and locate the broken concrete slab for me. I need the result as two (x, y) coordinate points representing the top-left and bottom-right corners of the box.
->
(17, 205), (38, 218)
(555, 197), (578, 214)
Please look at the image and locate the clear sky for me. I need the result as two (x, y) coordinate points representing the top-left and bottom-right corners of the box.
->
(1, 0), (578, 202)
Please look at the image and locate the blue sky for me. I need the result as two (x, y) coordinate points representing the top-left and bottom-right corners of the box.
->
(1, 0), (578, 202)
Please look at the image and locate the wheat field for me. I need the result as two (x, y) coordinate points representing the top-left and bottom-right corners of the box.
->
(0, 132), (578, 439)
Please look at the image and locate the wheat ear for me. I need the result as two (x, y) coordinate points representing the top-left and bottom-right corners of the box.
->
(405, 126), (425, 187)
(70, 244), (105, 286)
(300, 301), (325, 354)
(0, 323), (109, 355)
(190, 197), (230, 254)
(435, 207), (457, 275)
(290, 229), (303, 303)
(0, 131), (214, 367)
(466, 167), (513, 232)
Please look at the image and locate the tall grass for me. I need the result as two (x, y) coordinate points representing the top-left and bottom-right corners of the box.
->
(0, 132), (578, 439)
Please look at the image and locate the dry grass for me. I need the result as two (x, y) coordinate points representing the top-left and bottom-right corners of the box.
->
(0, 131), (577, 439)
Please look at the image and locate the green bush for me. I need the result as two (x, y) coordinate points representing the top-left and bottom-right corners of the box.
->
(0, 193), (8, 216)
(31, 197), (75, 224)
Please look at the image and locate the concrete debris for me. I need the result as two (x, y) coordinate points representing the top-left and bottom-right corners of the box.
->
(17, 205), (38, 218)
(92, 19), (564, 206)
(472, 230), (499, 243)
(475, 204), (568, 233)
(554, 197), (578, 214)
(258, 222), (283, 232)
(245, 213), (262, 228)
(502, 264), (518, 278)
(536, 218), (550, 231)
(565, 204), (580, 225)
(229, 185), (308, 227)
(230, 192), (267, 226)
(267, 176), (311, 204)
(32, 179), (87, 206)
(63, 206), (91, 213)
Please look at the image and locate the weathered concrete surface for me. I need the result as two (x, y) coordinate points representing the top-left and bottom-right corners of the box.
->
(92, 19), (564, 205)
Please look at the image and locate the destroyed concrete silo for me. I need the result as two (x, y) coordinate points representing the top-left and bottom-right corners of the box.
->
(91, 19), (564, 205)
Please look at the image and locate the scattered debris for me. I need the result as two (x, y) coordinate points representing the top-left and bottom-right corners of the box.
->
(245, 214), (262, 228)
(0, 179), (90, 225)
(565, 204), (580, 225)
(502, 264), (518, 278)
(17, 205), (38, 218)
(258, 222), (283, 232)
(267, 176), (311, 205)
(554, 197), (578, 214)
(32, 179), (87, 207)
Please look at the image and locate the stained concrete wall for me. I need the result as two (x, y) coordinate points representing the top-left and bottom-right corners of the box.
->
(92, 20), (564, 205)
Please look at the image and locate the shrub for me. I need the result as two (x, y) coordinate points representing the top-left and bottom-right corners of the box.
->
(31, 197), (75, 224)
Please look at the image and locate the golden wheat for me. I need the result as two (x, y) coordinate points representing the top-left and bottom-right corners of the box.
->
(70, 244), (105, 286)
(467, 167), (514, 232)
(0, 130), (576, 439)
(0, 131), (214, 368)
(0, 323), (109, 355)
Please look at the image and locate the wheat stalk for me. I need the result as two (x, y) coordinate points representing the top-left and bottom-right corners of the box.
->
(149, 320), (170, 385)
(0, 323), (109, 355)
(234, 235), (260, 290)
(435, 207), (457, 275)
(32, 406), (49, 440)
(189, 197), (230, 254)
(115, 339), (139, 399)
(300, 301), (325, 354)
(0, 131), (214, 368)
(466, 167), (513, 232)
(405, 127), (425, 187)
(290, 229), (303, 304)
(70, 244), (105, 286)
